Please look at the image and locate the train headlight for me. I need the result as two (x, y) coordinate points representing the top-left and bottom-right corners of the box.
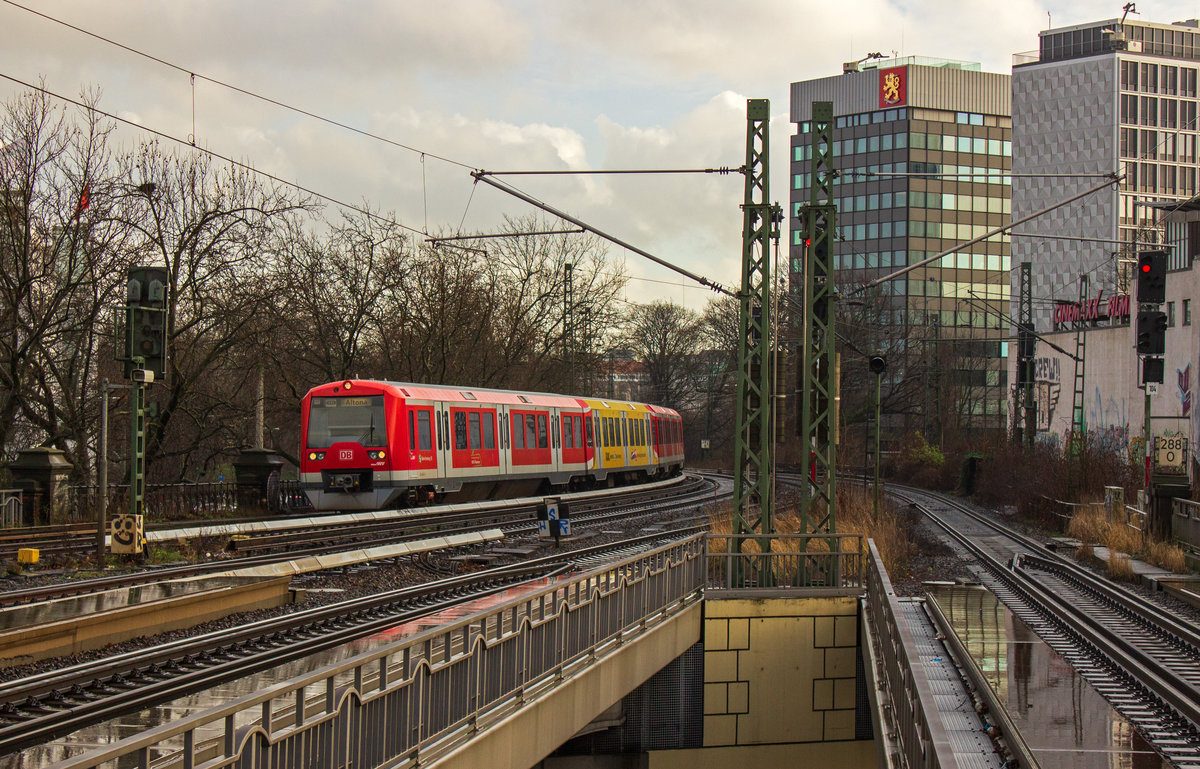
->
(367, 450), (387, 460)
(308, 451), (317, 461)
(343, 380), (353, 390)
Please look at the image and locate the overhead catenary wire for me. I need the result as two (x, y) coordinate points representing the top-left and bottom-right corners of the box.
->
(850, 173), (1124, 295)
(480, 168), (741, 176)
(428, 228), (585, 243)
(0, 71), (428, 238)
(471, 170), (736, 298)
(0, 0), (475, 171)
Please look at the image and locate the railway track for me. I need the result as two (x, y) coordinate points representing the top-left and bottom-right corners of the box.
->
(896, 486), (1200, 768)
(0, 475), (716, 608)
(0, 525), (705, 757)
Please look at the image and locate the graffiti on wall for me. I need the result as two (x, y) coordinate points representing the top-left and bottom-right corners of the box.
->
(1034, 356), (1061, 433)
(1179, 364), (1192, 419)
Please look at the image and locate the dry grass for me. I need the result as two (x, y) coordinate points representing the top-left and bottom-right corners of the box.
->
(1066, 505), (1108, 544)
(1106, 552), (1137, 582)
(1065, 506), (1190, 575)
(1145, 539), (1188, 573)
(707, 483), (913, 577)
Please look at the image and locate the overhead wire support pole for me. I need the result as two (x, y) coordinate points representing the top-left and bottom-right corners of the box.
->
(732, 99), (781, 578)
(470, 171), (735, 297)
(799, 101), (838, 551)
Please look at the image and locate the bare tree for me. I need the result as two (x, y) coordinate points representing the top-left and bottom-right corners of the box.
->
(116, 142), (312, 480)
(623, 300), (702, 410)
(0, 88), (136, 479)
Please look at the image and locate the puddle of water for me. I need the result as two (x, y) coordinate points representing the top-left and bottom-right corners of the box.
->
(929, 584), (1169, 769)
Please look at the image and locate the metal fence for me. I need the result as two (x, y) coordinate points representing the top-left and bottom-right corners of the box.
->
(705, 533), (864, 590)
(48, 534), (706, 769)
(62, 479), (312, 524)
(1172, 497), (1200, 553)
(864, 538), (953, 769)
(0, 490), (20, 528)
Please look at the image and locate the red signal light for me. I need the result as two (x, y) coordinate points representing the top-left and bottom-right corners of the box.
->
(1142, 263), (1152, 272)
(804, 237), (812, 247)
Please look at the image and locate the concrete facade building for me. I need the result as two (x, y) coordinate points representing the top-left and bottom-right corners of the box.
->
(1011, 17), (1200, 468)
(1011, 17), (1200, 332)
(790, 58), (1012, 438)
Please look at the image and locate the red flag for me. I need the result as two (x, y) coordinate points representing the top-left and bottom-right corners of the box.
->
(75, 184), (90, 218)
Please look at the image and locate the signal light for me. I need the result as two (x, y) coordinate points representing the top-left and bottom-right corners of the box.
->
(1136, 310), (1167, 355)
(1136, 250), (1167, 304)
(1143, 356), (1165, 384)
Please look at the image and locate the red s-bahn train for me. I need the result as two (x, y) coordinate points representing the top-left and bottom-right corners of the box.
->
(300, 380), (685, 511)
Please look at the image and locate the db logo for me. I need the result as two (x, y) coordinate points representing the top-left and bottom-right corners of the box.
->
(339, 449), (353, 461)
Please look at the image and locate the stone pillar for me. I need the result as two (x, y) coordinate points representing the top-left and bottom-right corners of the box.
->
(8, 448), (73, 525)
(232, 448), (285, 512)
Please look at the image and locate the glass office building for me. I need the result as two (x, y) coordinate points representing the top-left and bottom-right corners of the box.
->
(790, 57), (1012, 439)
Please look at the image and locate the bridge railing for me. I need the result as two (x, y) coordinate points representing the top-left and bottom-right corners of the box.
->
(705, 533), (864, 591)
(864, 538), (955, 769)
(47, 534), (705, 769)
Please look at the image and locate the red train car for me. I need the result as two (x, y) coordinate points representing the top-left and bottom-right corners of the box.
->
(299, 380), (684, 511)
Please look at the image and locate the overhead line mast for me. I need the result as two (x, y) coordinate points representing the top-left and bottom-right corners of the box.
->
(732, 99), (782, 556)
(798, 102), (838, 547)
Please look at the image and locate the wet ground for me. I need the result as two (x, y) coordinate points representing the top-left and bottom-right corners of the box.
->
(930, 584), (1170, 769)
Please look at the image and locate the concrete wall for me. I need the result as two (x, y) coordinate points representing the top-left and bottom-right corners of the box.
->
(1015, 264), (1198, 468)
(699, 595), (863, 746)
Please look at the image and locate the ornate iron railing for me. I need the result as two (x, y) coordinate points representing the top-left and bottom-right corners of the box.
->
(48, 534), (705, 769)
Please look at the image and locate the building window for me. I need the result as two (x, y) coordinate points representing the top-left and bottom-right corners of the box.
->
(1184, 299), (1192, 326)
(1168, 301), (1176, 327)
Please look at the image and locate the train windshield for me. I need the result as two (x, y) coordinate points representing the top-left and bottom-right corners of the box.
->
(307, 395), (386, 448)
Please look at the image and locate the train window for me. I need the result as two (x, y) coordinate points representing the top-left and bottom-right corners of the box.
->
(409, 411), (416, 451)
(564, 416), (574, 448)
(537, 414), (548, 449)
(307, 395), (385, 448)
(417, 411), (432, 450)
(585, 416), (593, 447)
(469, 412), (482, 449)
(525, 414), (538, 449)
(513, 414), (525, 449)
(454, 411), (468, 450)
(622, 418), (627, 446)
(482, 413), (496, 449)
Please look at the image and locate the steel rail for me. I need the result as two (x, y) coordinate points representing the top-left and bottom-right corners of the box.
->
(0, 518), (709, 757)
(903, 492), (1200, 761)
(0, 476), (708, 607)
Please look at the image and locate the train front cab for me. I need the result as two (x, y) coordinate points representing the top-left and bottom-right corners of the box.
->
(301, 381), (405, 511)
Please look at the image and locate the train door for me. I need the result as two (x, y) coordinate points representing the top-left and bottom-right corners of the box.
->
(434, 404), (452, 481)
(550, 407), (562, 475)
(405, 403), (437, 478)
(624, 412), (633, 467)
(497, 404), (511, 476)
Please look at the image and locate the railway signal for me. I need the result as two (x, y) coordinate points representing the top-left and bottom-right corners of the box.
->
(1136, 310), (1167, 356)
(112, 266), (169, 556)
(1136, 250), (1167, 305)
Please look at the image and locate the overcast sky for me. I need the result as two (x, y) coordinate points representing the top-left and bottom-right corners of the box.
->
(3, 0), (1200, 308)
